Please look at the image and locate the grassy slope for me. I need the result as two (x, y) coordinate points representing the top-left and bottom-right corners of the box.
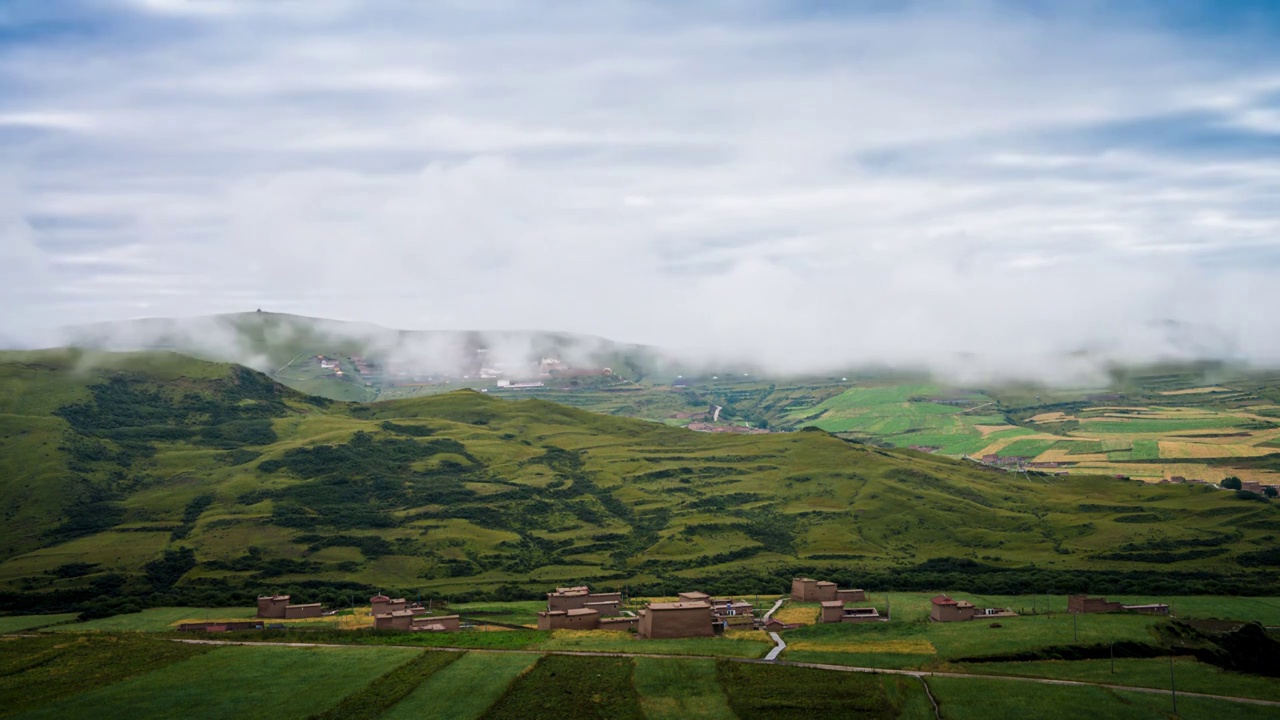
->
(2, 350), (1279, 599)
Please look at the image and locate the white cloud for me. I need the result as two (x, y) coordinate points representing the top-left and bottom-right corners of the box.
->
(2, 1), (1280, 381)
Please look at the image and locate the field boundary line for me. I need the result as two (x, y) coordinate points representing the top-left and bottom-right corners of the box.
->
(170, 638), (1280, 707)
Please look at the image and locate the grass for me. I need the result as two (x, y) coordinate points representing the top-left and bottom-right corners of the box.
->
(716, 659), (895, 719)
(50, 606), (258, 633)
(382, 652), (538, 720)
(632, 657), (737, 720)
(0, 634), (215, 718)
(781, 610), (1167, 668)
(535, 629), (772, 658)
(478, 654), (645, 720)
(955, 656), (1280, 702)
(310, 650), (458, 720)
(0, 613), (78, 633)
(19, 643), (420, 720)
(928, 675), (1280, 720)
(5, 350), (1280, 602)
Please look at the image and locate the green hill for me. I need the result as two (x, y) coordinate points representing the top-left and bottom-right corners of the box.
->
(1, 350), (1278, 613)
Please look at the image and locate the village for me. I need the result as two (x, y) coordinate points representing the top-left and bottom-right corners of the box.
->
(175, 580), (1168, 641)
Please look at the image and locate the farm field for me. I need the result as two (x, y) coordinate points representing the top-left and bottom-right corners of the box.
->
(16, 643), (419, 720)
(4, 617), (1279, 719)
(0, 613), (76, 633)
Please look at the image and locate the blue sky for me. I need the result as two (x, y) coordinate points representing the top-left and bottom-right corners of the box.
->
(2, 0), (1279, 379)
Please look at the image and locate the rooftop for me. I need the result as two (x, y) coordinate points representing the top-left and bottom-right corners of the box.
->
(820, 600), (844, 607)
(931, 595), (956, 606)
(647, 601), (711, 610)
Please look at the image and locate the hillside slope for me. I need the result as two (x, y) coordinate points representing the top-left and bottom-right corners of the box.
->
(1, 350), (1277, 608)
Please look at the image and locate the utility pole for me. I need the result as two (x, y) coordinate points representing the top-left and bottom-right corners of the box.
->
(1169, 656), (1177, 714)
(1073, 612), (1078, 641)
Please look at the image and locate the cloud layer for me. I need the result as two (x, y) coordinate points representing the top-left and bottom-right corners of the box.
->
(2, 0), (1280, 381)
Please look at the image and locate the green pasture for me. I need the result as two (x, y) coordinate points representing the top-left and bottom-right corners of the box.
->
(927, 675), (1280, 720)
(51, 606), (258, 633)
(383, 652), (536, 720)
(632, 657), (737, 720)
(18, 644), (419, 720)
(0, 613), (77, 633)
(479, 654), (645, 720)
(957, 657), (1280, 703)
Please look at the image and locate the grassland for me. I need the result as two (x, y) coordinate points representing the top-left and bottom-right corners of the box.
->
(382, 652), (536, 720)
(2, 349), (1280, 612)
(632, 657), (737, 720)
(19, 644), (419, 720)
(0, 613), (77, 633)
(479, 655), (645, 720)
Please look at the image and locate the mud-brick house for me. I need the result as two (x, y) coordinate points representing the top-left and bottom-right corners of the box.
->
(546, 586), (622, 614)
(537, 608), (601, 631)
(1068, 595), (1169, 615)
(711, 598), (755, 626)
(930, 595), (1017, 622)
(637, 601), (714, 639)
(374, 611), (460, 631)
(370, 595), (427, 617)
(256, 595), (322, 619)
(791, 578), (867, 603)
(820, 602), (885, 624)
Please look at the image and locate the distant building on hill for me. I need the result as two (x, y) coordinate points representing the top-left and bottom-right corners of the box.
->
(1068, 595), (1168, 615)
(930, 594), (1016, 622)
(256, 595), (322, 619)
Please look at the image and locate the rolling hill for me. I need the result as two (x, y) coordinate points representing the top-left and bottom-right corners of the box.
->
(1, 349), (1278, 613)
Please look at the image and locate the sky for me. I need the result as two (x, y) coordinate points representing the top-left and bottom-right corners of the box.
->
(2, 0), (1280, 380)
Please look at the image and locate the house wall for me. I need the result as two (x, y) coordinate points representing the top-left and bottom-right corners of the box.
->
(930, 604), (974, 622)
(814, 583), (838, 602)
(1068, 596), (1123, 614)
(284, 604), (322, 619)
(791, 578), (817, 601)
(820, 604), (844, 623)
(257, 597), (290, 619)
(374, 613), (414, 631)
(638, 607), (713, 639)
(836, 589), (866, 603)
(412, 615), (460, 631)
(538, 611), (600, 630)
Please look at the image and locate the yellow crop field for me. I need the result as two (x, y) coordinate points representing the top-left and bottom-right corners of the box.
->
(787, 638), (936, 655)
(1158, 441), (1277, 459)
(1028, 412), (1071, 423)
(773, 604), (818, 625)
(975, 424), (1016, 436)
(1158, 386), (1234, 395)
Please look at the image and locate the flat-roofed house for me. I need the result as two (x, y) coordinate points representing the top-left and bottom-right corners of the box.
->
(678, 591), (711, 603)
(375, 611), (460, 631)
(1068, 595), (1169, 615)
(257, 595), (322, 619)
(791, 577), (859, 602)
(257, 595), (291, 619)
(930, 595), (976, 622)
(821, 602), (885, 624)
(836, 589), (867, 603)
(711, 598), (755, 626)
(637, 601), (714, 639)
(283, 603), (322, 619)
(546, 586), (622, 614)
(537, 608), (600, 631)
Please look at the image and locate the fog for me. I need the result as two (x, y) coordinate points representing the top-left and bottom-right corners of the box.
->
(2, 1), (1279, 385)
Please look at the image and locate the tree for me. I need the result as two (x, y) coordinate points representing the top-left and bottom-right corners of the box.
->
(1221, 476), (1243, 490)
(1265, 486), (1278, 499)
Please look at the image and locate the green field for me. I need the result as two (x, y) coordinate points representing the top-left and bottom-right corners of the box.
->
(19, 644), (419, 720)
(382, 652), (536, 720)
(632, 657), (737, 720)
(0, 613), (77, 633)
